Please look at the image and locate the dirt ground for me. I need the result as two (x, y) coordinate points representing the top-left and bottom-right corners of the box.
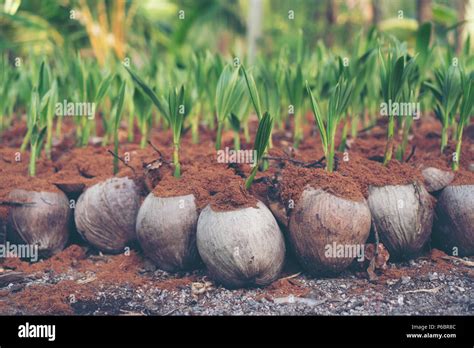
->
(0, 245), (472, 315)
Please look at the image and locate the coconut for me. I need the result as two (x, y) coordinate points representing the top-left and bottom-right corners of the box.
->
(433, 185), (474, 256)
(367, 182), (433, 259)
(422, 167), (454, 192)
(288, 188), (371, 274)
(6, 189), (71, 257)
(268, 199), (289, 229)
(196, 201), (285, 288)
(75, 177), (140, 253)
(136, 193), (201, 271)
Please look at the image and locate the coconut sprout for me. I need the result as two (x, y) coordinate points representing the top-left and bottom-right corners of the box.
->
(306, 75), (353, 172)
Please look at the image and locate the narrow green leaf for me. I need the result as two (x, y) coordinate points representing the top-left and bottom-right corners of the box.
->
(306, 80), (328, 153)
(95, 73), (115, 105)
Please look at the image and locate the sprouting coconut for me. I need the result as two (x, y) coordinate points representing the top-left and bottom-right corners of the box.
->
(287, 80), (370, 274)
(421, 167), (454, 193)
(433, 185), (474, 256)
(136, 193), (201, 271)
(367, 182), (434, 259)
(75, 177), (141, 253)
(7, 189), (71, 257)
(196, 201), (285, 288)
(288, 187), (371, 274)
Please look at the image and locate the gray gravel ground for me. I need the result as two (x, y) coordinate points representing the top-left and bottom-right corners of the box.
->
(1, 253), (471, 316)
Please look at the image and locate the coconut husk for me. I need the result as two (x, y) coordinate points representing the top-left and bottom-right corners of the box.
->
(7, 189), (71, 257)
(422, 167), (454, 192)
(196, 201), (285, 288)
(288, 187), (371, 274)
(433, 185), (474, 257)
(74, 177), (140, 253)
(136, 193), (201, 271)
(367, 182), (434, 259)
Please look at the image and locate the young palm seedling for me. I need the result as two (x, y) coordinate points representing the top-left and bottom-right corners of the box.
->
(194, 65), (285, 288)
(433, 71), (474, 256)
(190, 51), (213, 143)
(0, 54), (14, 132)
(75, 81), (140, 254)
(26, 90), (47, 177)
(215, 64), (246, 150)
(7, 70), (71, 257)
(134, 87), (153, 149)
(136, 90), (200, 271)
(285, 64), (304, 147)
(426, 63), (462, 154)
(228, 95), (250, 151)
(306, 76), (353, 172)
(452, 71), (474, 171)
(245, 112), (273, 190)
(364, 44), (435, 260)
(126, 67), (186, 178)
(379, 46), (418, 165)
(21, 61), (49, 153)
(242, 65), (274, 188)
(285, 77), (373, 275)
(338, 50), (376, 151)
(396, 23), (433, 162)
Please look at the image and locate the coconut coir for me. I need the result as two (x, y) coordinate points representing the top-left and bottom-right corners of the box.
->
(152, 159), (258, 212)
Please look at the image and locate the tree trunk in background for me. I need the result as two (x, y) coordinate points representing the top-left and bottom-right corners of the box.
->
(456, 0), (467, 54)
(247, 0), (263, 63)
(326, 0), (338, 47)
(417, 0), (432, 23)
(372, 0), (382, 26)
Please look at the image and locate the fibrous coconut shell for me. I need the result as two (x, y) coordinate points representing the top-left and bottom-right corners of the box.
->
(433, 185), (474, 256)
(136, 193), (201, 271)
(74, 177), (140, 253)
(7, 189), (71, 257)
(367, 182), (434, 259)
(288, 187), (371, 274)
(197, 201), (285, 288)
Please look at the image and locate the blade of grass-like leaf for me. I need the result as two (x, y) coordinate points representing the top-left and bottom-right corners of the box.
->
(114, 82), (126, 131)
(95, 73), (115, 105)
(416, 22), (432, 57)
(245, 112), (273, 189)
(229, 113), (241, 132)
(253, 112), (273, 161)
(125, 66), (167, 120)
(112, 82), (126, 175)
(306, 81), (328, 154)
(242, 65), (262, 119)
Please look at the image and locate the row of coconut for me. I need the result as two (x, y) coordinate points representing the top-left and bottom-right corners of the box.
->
(4, 173), (473, 288)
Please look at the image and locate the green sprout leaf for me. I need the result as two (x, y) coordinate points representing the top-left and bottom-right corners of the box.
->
(112, 82), (126, 175)
(245, 112), (273, 189)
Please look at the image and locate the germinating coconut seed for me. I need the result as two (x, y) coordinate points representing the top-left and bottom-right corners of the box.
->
(288, 188), (371, 274)
(74, 177), (141, 253)
(196, 201), (285, 288)
(433, 185), (474, 256)
(136, 193), (201, 271)
(422, 167), (455, 193)
(368, 183), (434, 259)
(7, 189), (71, 257)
